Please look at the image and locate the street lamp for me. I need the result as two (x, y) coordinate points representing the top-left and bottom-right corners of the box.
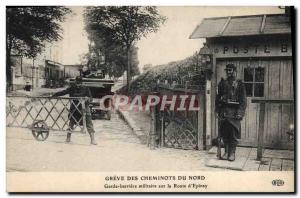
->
(199, 43), (213, 80)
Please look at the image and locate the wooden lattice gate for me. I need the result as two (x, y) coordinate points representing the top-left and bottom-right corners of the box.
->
(150, 87), (206, 150)
(162, 110), (198, 149)
(6, 95), (89, 141)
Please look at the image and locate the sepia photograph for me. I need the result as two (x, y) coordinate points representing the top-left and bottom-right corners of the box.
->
(5, 4), (295, 192)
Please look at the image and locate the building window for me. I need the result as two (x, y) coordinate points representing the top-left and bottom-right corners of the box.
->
(11, 55), (23, 77)
(243, 66), (265, 97)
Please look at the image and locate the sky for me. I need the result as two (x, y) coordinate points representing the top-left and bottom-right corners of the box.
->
(60, 7), (89, 65)
(59, 6), (284, 68)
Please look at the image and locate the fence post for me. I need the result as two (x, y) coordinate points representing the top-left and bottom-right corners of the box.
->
(257, 102), (266, 161)
(160, 111), (164, 148)
(197, 92), (204, 150)
(81, 97), (87, 133)
(149, 105), (157, 149)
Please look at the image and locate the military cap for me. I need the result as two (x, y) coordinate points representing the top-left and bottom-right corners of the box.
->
(75, 76), (83, 82)
(225, 64), (237, 71)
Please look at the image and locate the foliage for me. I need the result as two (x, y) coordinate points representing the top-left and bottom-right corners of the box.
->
(117, 53), (207, 96)
(84, 6), (166, 48)
(83, 6), (166, 87)
(82, 25), (140, 78)
(6, 6), (71, 90)
(6, 6), (71, 58)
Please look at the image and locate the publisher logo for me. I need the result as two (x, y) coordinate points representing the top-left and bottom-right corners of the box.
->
(272, 179), (284, 186)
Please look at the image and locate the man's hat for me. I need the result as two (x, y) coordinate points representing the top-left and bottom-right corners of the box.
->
(75, 76), (82, 82)
(225, 64), (237, 71)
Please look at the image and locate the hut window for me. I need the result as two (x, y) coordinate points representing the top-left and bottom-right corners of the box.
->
(243, 66), (265, 97)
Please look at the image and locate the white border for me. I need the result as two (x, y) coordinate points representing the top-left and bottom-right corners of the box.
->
(1, 1), (298, 197)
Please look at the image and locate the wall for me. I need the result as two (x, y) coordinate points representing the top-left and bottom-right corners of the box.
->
(208, 34), (294, 149)
(208, 35), (292, 58)
(11, 42), (64, 90)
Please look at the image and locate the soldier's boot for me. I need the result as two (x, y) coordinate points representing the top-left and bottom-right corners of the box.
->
(221, 143), (229, 160)
(89, 133), (97, 145)
(65, 133), (72, 143)
(228, 144), (236, 161)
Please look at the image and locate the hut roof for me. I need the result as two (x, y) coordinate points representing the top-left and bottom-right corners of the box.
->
(189, 14), (291, 39)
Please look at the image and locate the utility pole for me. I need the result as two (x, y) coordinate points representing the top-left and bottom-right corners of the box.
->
(32, 59), (35, 90)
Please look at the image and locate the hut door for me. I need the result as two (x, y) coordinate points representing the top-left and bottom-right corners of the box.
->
(216, 58), (294, 149)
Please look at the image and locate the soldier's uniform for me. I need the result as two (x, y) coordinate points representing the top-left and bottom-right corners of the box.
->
(53, 76), (96, 145)
(215, 64), (247, 161)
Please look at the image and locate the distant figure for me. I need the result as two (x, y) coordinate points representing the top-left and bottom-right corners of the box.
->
(50, 80), (54, 88)
(52, 76), (97, 145)
(215, 64), (247, 161)
(82, 65), (91, 77)
(24, 82), (31, 92)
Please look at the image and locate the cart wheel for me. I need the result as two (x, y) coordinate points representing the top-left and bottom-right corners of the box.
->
(31, 120), (50, 141)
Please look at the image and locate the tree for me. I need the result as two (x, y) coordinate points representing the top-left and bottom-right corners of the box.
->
(83, 23), (140, 79)
(6, 6), (71, 90)
(84, 6), (166, 93)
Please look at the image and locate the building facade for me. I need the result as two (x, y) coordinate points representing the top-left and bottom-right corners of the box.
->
(11, 55), (46, 90)
(10, 42), (64, 90)
(44, 60), (64, 88)
(190, 13), (294, 150)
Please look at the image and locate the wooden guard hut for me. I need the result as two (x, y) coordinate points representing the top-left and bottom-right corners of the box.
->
(189, 12), (294, 150)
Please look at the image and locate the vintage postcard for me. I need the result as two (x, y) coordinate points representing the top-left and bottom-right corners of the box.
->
(6, 5), (295, 192)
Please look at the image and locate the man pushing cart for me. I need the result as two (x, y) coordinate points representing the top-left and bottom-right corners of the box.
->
(52, 76), (97, 145)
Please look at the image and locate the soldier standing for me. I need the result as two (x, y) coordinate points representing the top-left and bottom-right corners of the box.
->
(215, 64), (246, 161)
(52, 76), (97, 145)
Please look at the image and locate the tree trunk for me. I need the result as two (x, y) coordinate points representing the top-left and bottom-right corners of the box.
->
(6, 38), (12, 92)
(126, 46), (131, 94)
